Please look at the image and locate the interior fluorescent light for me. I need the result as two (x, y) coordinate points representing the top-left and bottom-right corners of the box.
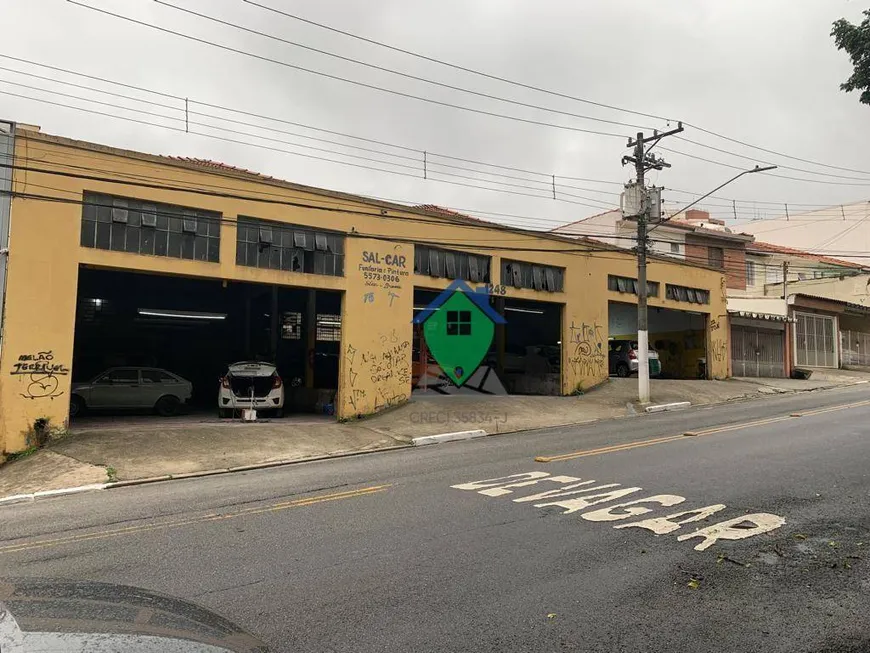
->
(138, 309), (226, 320)
(318, 321), (342, 327)
(504, 307), (544, 315)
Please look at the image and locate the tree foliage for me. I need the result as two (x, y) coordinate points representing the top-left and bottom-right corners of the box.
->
(832, 10), (870, 105)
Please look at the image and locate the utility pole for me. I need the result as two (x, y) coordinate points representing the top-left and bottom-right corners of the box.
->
(782, 261), (789, 300)
(622, 123), (683, 403)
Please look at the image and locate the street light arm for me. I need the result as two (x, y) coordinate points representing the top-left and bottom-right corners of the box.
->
(648, 165), (777, 233)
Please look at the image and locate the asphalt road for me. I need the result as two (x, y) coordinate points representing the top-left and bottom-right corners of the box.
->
(3, 385), (870, 652)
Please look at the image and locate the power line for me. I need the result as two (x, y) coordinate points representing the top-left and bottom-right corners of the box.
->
(239, 0), (870, 179)
(0, 88), (614, 211)
(682, 122), (870, 177)
(239, 0), (673, 124)
(0, 54), (626, 196)
(155, 0), (653, 133)
(5, 159), (868, 270)
(659, 146), (870, 187)
(673, 136), (870, 182)
(10, 187), (866, 279)
(66, 1), (632, 140)
(7, 53), (860, 212)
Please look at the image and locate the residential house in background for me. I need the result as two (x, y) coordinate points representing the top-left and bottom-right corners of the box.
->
(728, 240), (870, 375)
(738, 200), (870, 267)
(553, 208), (753, 290)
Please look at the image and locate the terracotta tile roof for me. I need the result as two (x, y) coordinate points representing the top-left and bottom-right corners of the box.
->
(749, 240), (867, 269)
(168, 157), (276, 180)
(412, 204), (491, 225)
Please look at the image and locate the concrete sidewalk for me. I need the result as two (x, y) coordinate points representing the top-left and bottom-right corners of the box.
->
(1, 373), (867, 499)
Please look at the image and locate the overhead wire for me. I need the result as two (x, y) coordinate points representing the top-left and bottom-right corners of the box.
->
(4, 158), (868, 272)
(65, 1), (633, 140)
(5, 53), (861, 215)
(0, 58), (624, 197)
(238, 0), (870, 178)
(153, 0), (653, 133)
(0, 87), (615, 211)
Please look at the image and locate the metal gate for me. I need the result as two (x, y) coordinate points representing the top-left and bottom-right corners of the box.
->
(795, 312), (837, 368)
(731, 325), (785, 377)
(840, 329), (870, 366)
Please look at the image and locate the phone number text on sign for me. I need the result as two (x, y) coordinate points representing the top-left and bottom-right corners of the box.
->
(451, 471), (785, 552)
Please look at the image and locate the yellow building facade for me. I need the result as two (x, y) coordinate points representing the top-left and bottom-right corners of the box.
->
(0, 125), (729, 453)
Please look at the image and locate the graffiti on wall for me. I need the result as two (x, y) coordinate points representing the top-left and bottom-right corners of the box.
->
(10, 350), (69, 400)
(711, 337), (728, 365)
(567, 321), (606, 379)
(345, 330), (411, 412)
(344, 243), (412, 415)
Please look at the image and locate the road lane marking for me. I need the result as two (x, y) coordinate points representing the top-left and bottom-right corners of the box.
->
(536, 398), (870, 462)
(451, 471), (785, 553)
(534, 435), (684, 463)
(0, 485), (391, 556)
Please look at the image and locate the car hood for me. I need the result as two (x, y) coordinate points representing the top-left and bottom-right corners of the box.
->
(0, 578), (268, 652)
(226, 362), (276, 377)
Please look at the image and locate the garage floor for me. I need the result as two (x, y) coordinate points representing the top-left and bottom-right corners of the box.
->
(70, 410), (333, 434)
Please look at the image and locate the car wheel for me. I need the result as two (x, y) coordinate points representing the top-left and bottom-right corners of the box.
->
(70, 395), (85, 418)
(616, 363), (630, 378)
(218, 408), (232, 419)
(273, 408), (284, 419)
(155, 395), (180, 417)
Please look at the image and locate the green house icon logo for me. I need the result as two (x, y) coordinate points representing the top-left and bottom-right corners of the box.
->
(413, 280), (507, 387)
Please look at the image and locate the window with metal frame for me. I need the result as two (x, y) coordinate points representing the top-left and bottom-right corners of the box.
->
(502, 259), (564, 292)
(665, 283), (710, 304)
(607, 275), (659, 297)
(81, 192), (221, 262)
(745, 260), (757, 286)
(708, 246), (724, 269)
(414, 245), (490, 283)
(316, 313), (342, 341)
(236, 217), (344, 276)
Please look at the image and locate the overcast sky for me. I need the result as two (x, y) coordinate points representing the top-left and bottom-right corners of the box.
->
(2, 0), (869, 232)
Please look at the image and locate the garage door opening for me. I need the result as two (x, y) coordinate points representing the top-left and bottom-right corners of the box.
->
(412, 289), (562, 395)
(608, 301), (707, 379)
(72, 266), (341, 418)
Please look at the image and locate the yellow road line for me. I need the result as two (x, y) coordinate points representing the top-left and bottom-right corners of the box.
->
(535, 397), (870, 463)
(535, 434), (684, 463)
(0, 485), (390, 555)
(683, 414), (795, 437)
(791, 398), (870, 418)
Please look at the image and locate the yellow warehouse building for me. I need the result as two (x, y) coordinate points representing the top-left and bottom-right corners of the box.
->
(0, 123), (729, 453)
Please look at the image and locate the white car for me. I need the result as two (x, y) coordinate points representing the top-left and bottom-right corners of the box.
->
(70, 367), (192, 417)
(218, 361), (284, 418)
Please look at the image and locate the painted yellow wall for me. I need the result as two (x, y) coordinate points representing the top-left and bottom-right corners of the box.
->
(338, 238), (413, 418)
(0, 131), (729, 451)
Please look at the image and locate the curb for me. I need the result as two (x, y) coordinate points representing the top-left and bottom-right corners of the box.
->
(411, 430), (488, 446)
(0, 483), (108, 506)
(3, 381), (866, 502)
(644, 401), (691, 413)
(105, 444), (412, 489)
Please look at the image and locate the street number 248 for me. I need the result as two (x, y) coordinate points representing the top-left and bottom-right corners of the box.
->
(486, 284), (507, 296)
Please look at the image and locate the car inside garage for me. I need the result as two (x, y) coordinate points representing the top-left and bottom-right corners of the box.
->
(71, 266), (341, 418)
(608, 301), (708, 379)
